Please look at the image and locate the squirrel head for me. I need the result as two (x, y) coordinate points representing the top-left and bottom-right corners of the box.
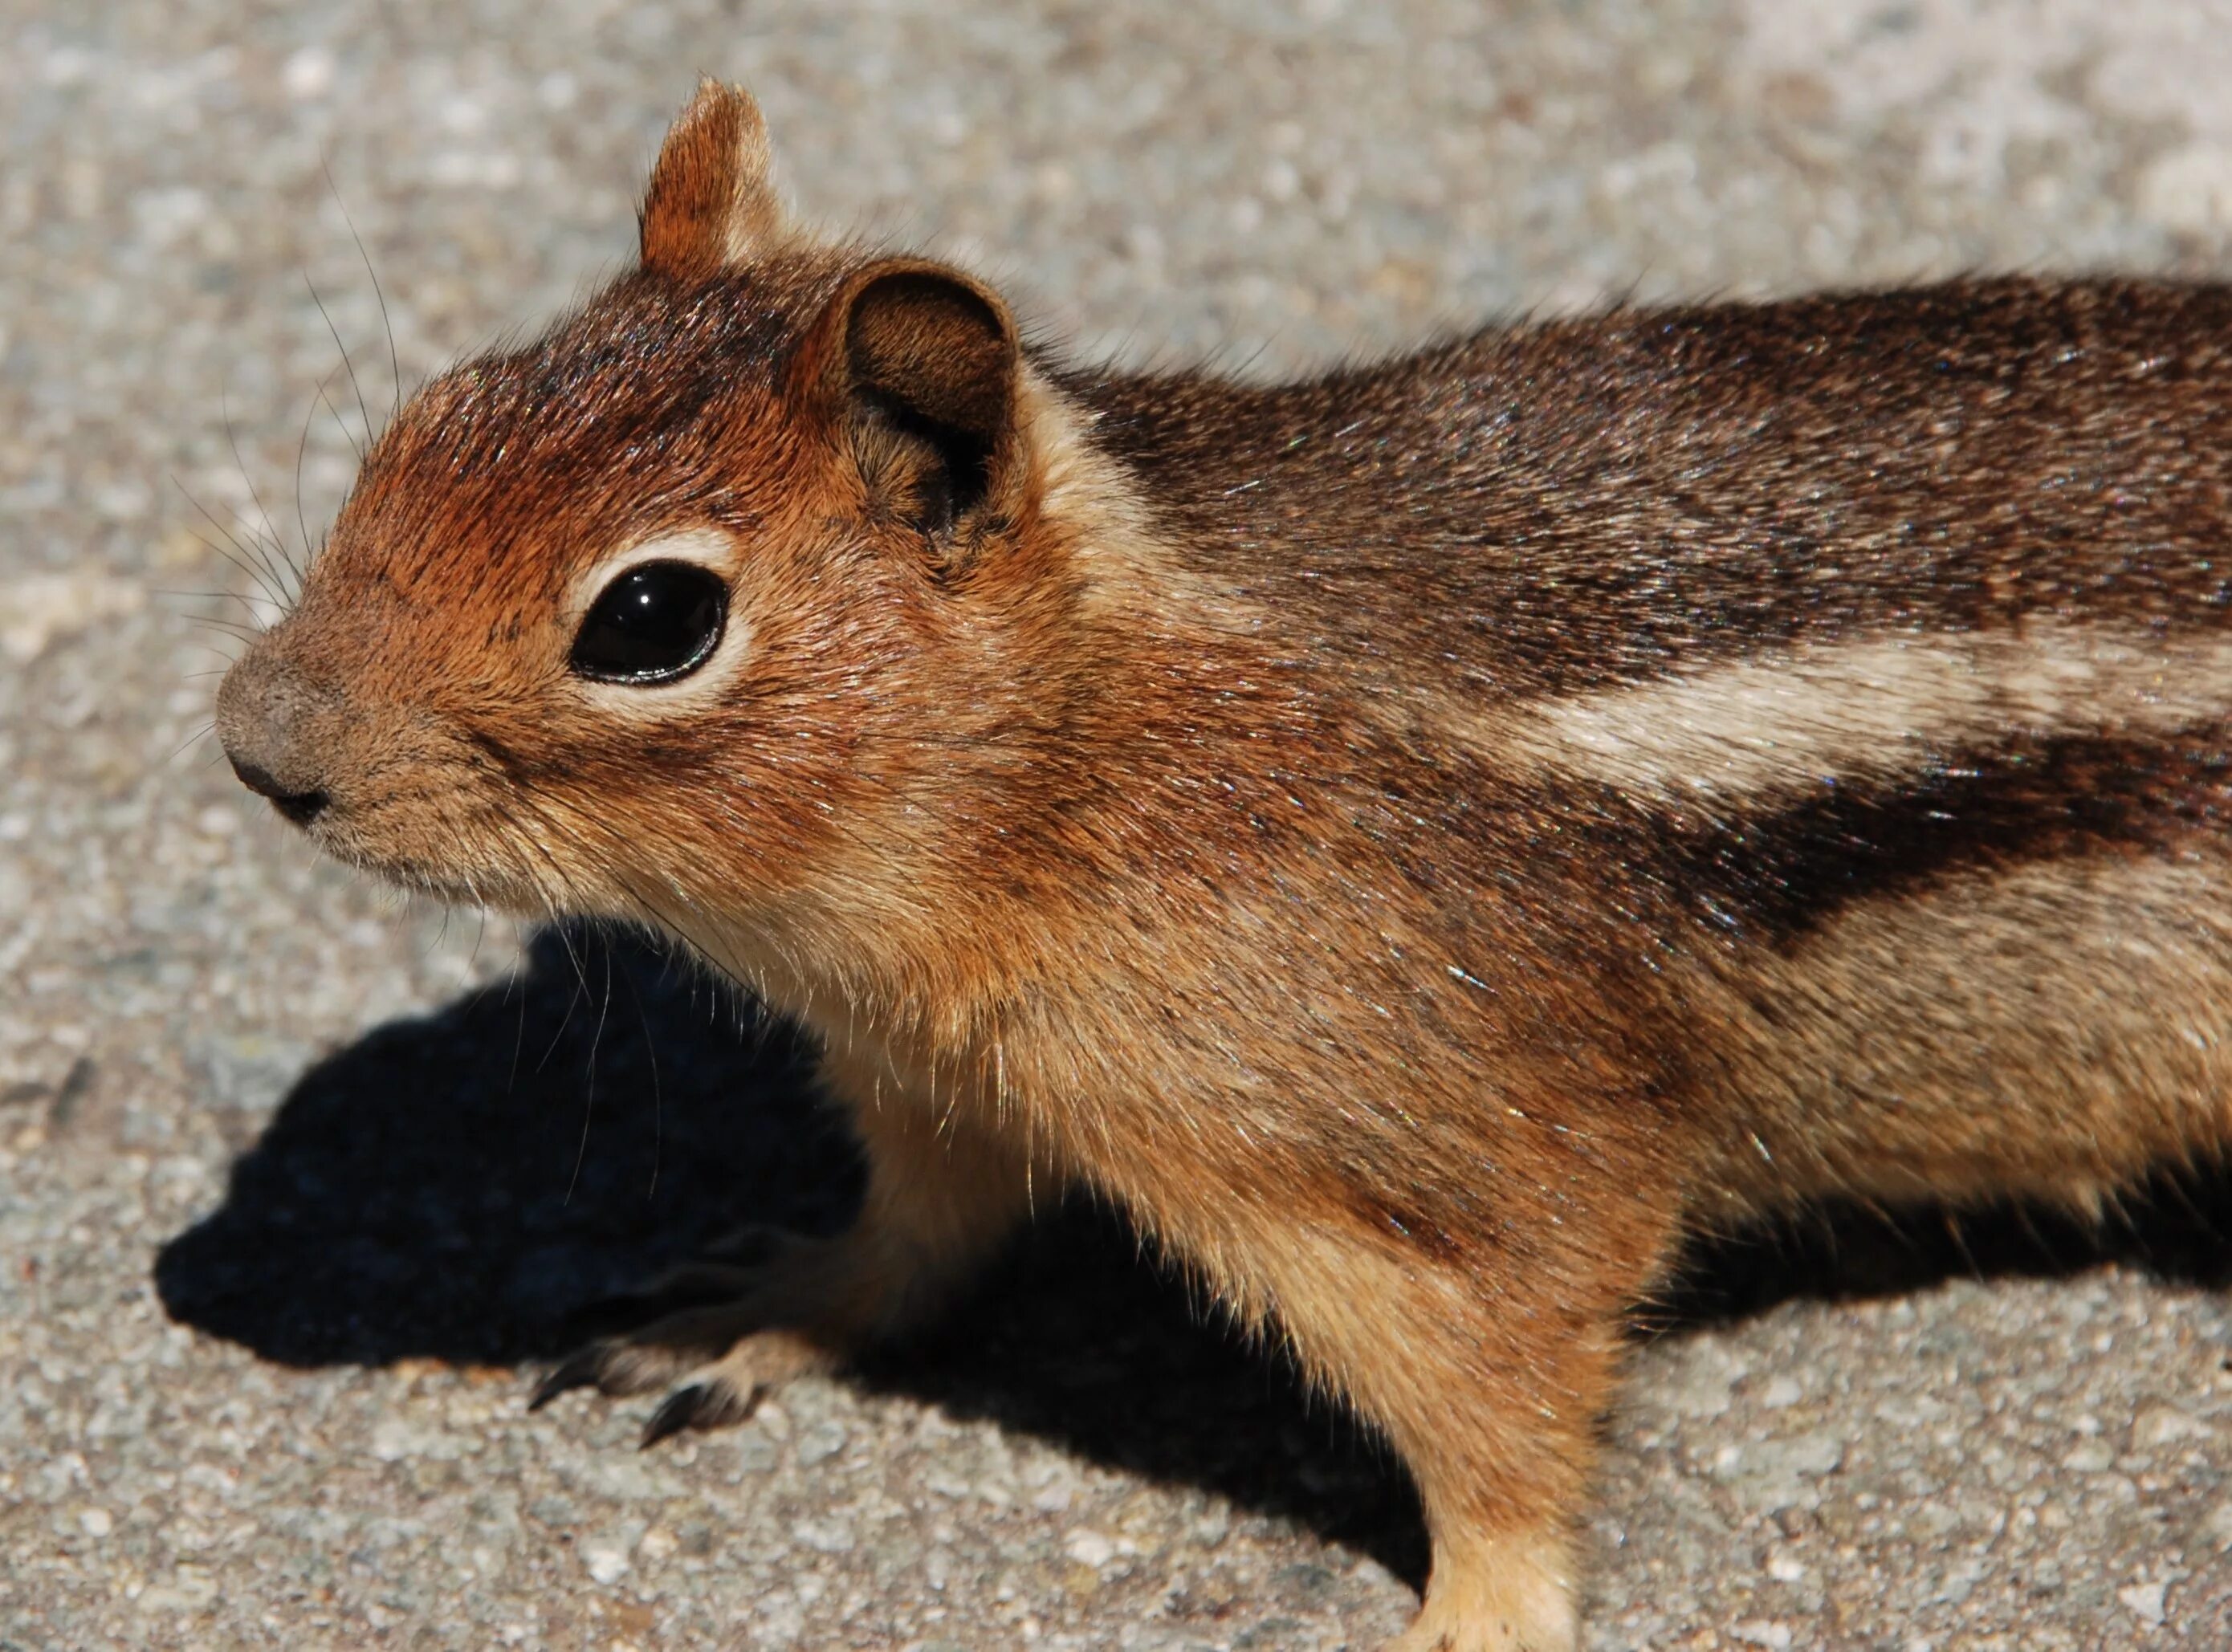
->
(216, 83), (1128, 979)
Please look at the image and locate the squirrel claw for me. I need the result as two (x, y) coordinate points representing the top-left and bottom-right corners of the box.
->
(639, 1378), (762, 1448)
(528, 1346), (607, 1410)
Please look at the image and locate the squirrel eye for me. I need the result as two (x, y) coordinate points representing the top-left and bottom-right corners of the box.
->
(569, 561), (729, 684)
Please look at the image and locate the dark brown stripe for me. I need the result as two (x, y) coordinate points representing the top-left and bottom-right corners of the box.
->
(1643, 724), (2232, 946)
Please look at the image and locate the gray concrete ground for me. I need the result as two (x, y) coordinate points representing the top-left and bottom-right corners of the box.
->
(6, 1), (2232, 1646)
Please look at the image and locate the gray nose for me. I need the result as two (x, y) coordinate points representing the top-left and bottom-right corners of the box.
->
(216, 644), (340, 828)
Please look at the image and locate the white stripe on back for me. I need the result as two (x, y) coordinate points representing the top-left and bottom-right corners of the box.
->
(1450, 621), (2232, 804)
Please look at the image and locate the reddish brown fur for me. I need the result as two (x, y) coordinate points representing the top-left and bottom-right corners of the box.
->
(217, 83), (2232, 1650)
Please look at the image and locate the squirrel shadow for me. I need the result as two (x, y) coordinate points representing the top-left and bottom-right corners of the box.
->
(157, 925), (2232, 1593)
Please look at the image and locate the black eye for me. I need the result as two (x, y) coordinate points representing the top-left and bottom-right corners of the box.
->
(569, 561), (729, 684)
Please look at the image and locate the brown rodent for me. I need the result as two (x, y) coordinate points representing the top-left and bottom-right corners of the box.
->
(214, 81), (2232, 1651)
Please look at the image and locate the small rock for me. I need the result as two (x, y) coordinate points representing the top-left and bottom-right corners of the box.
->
(582, 1544), (629, 1585)
(135, 1568), (217, 1613)
(369, 1418), (473, 1462)
(1064, 1528), (1116, 1569)
(1192, 1501), (1232, 1548)
(730, 1431), (780, 1475)
(795, 1421), (848, 1467)
(526, 1495), (579, 1529)
(1758, 1375), (1802, 1409)
(1905, 1502), (1960, 1543)
(2132, 1404), (2214, 1450)
(575, 1457), (658, 1499)
(1644, 1340), (1750, 1421)
(1757, 1432), (1844, 1479)
(2117, 1581), (2168, 1626)
(791, 1517), (855, 1555)
(580, 1520), (646, 1585)
(1721, 1430), (1845, 1510)
(1874, 1394), (1948, 1427)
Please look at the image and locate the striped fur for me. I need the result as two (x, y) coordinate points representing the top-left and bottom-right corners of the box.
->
(215, 83), (2232, 1652)
(1485, 624), (2232, 804)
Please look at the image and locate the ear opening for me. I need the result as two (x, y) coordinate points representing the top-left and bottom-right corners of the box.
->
(819, 262), (1021, 537)
(639, 79), (786, 279)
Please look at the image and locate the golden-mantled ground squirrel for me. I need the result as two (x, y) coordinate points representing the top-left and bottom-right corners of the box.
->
(215, 81), (2232, 1651)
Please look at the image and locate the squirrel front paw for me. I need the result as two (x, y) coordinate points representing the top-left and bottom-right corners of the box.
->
(1383, 1526), (1580, 1652)
(530, 1227), (867, 1446)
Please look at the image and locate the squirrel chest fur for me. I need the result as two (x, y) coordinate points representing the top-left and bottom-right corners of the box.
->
(215, 83), (2232, 1651)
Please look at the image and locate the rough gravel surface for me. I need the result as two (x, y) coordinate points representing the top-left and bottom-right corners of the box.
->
(6, 2), (2232, 1649)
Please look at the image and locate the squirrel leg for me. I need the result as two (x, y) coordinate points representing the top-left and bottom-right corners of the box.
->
(1226, 1202), (1672, 1652)
(531, 1044), (1038, 1442)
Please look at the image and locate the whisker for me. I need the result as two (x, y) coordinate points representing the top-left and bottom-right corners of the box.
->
(315, 381), (361, 464)
(149, 586), (259, 607)
(166, 721), (219, 767)
(536, 917), (596, 1074)
(294, 364), (344, 563)
(324, 157), (404, 429)
(564, 941), (617, 1206)
(220, 386), (301, 605)
(509, 934), (532, 1099)
(183, 621), (263, 647)
(171, 478), (288, 613)
(182, 612), (263, 637)
(303, 271), (373, 457)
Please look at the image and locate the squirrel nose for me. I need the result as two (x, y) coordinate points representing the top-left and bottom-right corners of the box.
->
(215, 643), (341, 829)
(226, 755), (332, 825)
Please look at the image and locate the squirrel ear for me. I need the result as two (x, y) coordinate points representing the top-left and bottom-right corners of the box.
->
(842, 265), (1017, 447)
(639, 80), (786, 278)
(807, 261), (1020, 526)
